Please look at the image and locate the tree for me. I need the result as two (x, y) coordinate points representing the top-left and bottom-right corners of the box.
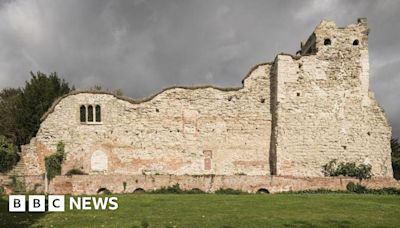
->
(0, 72), (73, 147)
(391, 138), (400, 179)
(0, 135), (19, 173)
(0, 88), (23, 144)
(17, 72), (72, 145)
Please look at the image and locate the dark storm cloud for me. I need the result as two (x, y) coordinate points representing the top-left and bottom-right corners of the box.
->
(0, 0), (399, 137)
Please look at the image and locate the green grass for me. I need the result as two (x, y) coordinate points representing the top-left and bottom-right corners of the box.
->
(1, 194), (400, 227)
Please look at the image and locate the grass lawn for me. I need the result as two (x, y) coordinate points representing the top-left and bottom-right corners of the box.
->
(1, 193), (400, 227)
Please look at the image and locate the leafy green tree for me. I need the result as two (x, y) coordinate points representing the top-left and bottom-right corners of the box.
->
(0, 88), (23, 144)
(17, 72), (72, 145)
(391, 138), (400, 179)
(0, 135), (19, 173)
(0, 72), (73, 147)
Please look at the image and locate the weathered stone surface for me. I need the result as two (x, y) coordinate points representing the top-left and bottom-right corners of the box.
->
(48, 175), (400, 194)
(8, 18), (397, 193)
(273, 18), (392, 177)
(30, 62), (271, 177)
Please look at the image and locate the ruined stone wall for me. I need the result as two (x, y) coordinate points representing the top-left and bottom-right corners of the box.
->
(274, 19), (393, 177)
(49, 174), (400, 195)
(30, 64), (272, 177)
(14, 18), (394, 194)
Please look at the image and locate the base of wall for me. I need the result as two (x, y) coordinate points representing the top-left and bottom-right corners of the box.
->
(0, 174), (45, 194)
(45, 175), (400, 194)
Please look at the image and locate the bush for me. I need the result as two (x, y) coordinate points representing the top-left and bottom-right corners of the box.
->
(372, 187), (400, 195)
(346, 182), (367, 193)
(322, 159), (372, 180)
(346, 182), (400, 195)
(65, 168), (87, 176)
(150, 184), (205, 194)
(215, 188), (247, 194)
(0, 135), (19, 173)
(45, 142), (65, 180)
(9, 175), (26, 193)
(281, 188), (346, 194)
(151, 184), (183, 194)
(187, 188), (205, 194)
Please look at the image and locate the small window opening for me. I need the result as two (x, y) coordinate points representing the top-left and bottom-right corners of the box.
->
(228, 96), (233, 101)
(353, 39), (359, 46)
(324, 38), (331, 46)
(342, 145), (347, 150)
(88, 105), (94, 122)
(95, 105), (101, 122)
(367, 132), (371, 136)
(156, 108), (159, 112)
(296, 92), (301, 97)
(80, 105), (86, 122)
(260, 98), (265, 103)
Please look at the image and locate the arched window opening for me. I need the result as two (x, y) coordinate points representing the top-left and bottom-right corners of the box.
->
(353, 39), (359, 46)
(80, 105), (86, 123)
(95, 105), (101, 122)
(324, 38), (331, 46)
(88, 105), (94, 122)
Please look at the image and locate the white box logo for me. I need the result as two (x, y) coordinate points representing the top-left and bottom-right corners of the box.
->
(48, 195), (65, 212)
(28, 195), (45, 212)
(9, 195), (26, 212)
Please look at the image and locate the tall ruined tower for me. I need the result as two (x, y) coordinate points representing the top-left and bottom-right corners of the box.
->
(271, 18), (392, 177)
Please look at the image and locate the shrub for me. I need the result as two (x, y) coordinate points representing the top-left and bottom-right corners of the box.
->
(150, 184), (206, 194)
(356, 163), (373, 180)
(346, 182), (400, 195)
(45, 142), (65, 180)
(214, 188), (247, 194)
(151, 184), (183, 194)
(187, 188), (205, 194)
(9, 175), (26, 193)
(372, 187), (400, 195)
(346, 182), (367, 193)
(65, 168), (87, 176)
(322, 159), (372, 180)
(0, 135), (19, 173)
(280, 188), (346, 194)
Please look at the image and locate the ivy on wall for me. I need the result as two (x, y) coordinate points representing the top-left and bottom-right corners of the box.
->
(322, 159), (372, 180)
(45, 142), (65, 181)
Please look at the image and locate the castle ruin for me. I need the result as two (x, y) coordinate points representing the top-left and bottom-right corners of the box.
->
(7, 18), (399, 194)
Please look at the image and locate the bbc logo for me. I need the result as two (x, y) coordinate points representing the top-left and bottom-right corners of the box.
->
(9, 195), (65, 212)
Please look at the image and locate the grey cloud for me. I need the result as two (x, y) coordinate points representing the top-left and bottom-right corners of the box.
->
(0, 0), (399, 137)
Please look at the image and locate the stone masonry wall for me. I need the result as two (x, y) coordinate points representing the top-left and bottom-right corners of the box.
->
(13, 18), (395, 194)
(49, 174), (400, 195)
(274, 19), (392, 177)
(28, 64), (272, 177)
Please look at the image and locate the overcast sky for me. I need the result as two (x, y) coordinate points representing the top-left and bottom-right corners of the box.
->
(0, 0), (399, 137)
